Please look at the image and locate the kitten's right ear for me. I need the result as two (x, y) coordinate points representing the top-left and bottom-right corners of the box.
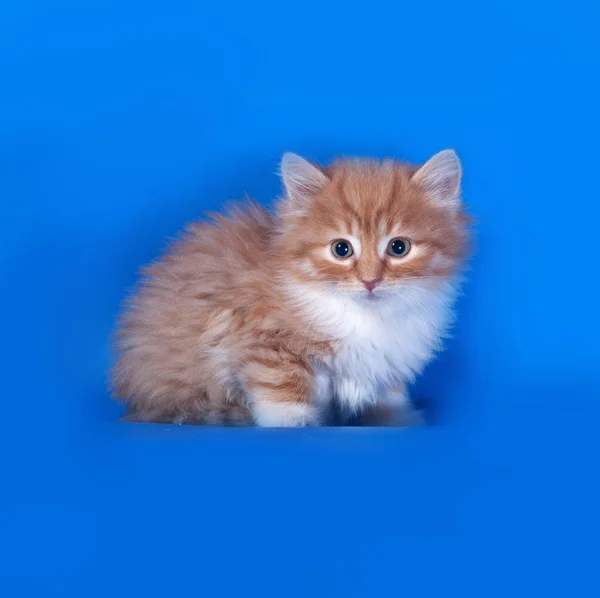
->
(280, 153), (328, 203)
(411, 149), (462, 208)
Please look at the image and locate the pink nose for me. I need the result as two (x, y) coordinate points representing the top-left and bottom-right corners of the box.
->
(362, 279), (380, 293)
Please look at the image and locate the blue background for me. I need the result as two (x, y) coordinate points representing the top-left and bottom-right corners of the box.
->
(1, 0), (599, 595)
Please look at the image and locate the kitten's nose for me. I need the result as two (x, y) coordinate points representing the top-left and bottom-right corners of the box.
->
(362, 278), (380, 293)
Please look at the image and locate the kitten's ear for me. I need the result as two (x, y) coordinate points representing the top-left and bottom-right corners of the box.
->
(280, 153), (328, 202)
(411, 149), (462, 207)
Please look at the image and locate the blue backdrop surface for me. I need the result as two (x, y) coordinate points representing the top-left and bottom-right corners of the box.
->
(1, 0), (599, 596)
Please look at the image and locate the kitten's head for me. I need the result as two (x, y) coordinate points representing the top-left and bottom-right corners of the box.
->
(276, 150), (470, 301)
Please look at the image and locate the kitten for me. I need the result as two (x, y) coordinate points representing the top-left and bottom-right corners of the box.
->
(111, 150), (470, 427)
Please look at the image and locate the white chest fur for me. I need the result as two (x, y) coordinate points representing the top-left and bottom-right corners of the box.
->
(291, 281), (457, 414)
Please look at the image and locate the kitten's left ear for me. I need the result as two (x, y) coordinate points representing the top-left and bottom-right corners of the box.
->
(280, 153), (328, 202)
(411, 149), (462, 207)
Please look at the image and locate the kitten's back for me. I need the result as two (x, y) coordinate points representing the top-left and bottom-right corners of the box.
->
(111, 201), (275, 424)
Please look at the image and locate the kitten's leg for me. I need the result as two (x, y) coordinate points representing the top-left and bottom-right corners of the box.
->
(360, 384), (425, 427)
(243, 357), (320, 427)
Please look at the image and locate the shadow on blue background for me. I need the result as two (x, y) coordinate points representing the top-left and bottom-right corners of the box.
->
(1, 1), (599, 596)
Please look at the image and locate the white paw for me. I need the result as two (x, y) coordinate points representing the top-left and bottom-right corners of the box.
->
(379, 388), (425, 426)
(335, 378), (376, 412)
(386, 388), (411, 408)
(252, 400), (320, 427)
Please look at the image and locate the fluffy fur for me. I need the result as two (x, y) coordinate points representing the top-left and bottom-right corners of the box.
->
(111, 150), (470, 426)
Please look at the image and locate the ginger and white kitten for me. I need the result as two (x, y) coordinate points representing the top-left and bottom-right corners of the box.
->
(111, 150), (470, 427)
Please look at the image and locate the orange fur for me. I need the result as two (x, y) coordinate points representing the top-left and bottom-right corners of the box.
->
(111, 151), (470, 426)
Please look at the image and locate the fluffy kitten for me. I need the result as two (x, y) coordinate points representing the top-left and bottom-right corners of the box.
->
(111, 150), (470, 426)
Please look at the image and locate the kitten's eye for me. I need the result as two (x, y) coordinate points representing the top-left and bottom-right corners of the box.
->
(331, 239), (354, 259)
(387, 237), (411, 257)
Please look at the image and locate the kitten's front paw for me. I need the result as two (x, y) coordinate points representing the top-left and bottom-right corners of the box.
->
(335, 378), (377, 413)
(252, 400), (320, 427)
